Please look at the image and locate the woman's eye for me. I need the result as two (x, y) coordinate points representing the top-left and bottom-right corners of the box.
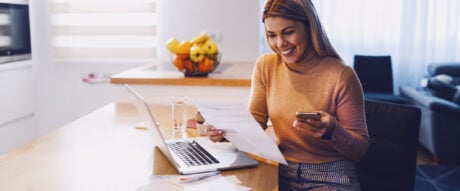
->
(284, 31), (294, 35)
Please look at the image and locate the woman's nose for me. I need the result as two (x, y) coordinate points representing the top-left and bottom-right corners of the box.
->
(277, 36), (287, 48)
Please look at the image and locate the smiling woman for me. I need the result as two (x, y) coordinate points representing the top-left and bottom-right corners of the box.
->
(50, 0), (157, 63)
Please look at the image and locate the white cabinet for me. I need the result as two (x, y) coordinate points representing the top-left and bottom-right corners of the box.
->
(0, 60), (36, 154)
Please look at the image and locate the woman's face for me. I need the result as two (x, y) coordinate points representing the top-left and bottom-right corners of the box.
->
(264, 16), (309, 64)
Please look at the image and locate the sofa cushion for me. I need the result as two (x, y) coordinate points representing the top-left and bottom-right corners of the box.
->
(453, 87), (460, 105)
(427, 74), (458, 100)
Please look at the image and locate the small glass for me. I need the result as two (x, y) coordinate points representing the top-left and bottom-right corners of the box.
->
(171, 96), (188, 138)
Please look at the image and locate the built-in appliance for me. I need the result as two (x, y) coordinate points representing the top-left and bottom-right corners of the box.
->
(0, 0), (31, 64)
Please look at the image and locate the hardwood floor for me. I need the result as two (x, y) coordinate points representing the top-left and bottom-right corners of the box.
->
(416, 145), (438, 165)
(414, 145), (460, 191)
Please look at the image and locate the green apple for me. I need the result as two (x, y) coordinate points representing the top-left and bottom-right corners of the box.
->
(203, 40), (218, 57)
(189, 45), (205, 63)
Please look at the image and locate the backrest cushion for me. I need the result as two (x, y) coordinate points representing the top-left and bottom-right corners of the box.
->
(427, 74), (457, 100)
(353, 55), (394, 94)
(428, 63), (460, 77)
(428, 63), (460, 85)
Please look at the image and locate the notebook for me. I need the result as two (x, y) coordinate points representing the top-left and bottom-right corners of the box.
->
(124, 84), (258, 175)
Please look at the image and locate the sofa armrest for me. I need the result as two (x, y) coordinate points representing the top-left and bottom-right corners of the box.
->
(400, 85), (460, 115)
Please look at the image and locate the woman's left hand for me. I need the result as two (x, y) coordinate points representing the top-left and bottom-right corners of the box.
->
(293, 111), (336, 139)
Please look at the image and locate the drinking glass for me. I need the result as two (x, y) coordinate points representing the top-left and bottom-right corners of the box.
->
(171, 96), (188, 138)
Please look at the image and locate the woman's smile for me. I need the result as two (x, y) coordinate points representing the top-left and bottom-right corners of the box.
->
(281, 47), (295, 56)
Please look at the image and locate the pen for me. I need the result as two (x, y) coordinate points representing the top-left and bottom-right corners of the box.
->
(178, 171), (221, 183)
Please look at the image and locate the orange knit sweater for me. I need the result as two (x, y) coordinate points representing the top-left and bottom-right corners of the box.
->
(249, 53), (369, 163)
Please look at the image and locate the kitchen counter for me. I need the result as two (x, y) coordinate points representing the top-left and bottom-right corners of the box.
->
(110, 62), (254, 87)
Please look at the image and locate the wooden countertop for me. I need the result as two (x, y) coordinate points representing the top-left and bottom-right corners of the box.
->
(110, 62), (254, 87)
(0, 103), (277, 191)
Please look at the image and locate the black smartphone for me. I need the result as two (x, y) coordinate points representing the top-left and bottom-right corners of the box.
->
(296, 112), (321, 121)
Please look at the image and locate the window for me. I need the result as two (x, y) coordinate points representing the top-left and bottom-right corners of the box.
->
(50, 0), (157, 62)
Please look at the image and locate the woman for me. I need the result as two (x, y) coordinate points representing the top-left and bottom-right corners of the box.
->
(204, 0), (369, 190)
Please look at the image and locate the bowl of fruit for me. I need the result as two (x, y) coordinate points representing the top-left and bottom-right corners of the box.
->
(167, 32), (221, 77)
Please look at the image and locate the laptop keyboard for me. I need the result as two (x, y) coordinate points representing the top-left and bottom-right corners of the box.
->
(169, 141), (220, 167)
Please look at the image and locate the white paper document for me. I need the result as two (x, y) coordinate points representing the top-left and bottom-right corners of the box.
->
(195, 101), (287, 165)
(136, 174), (251, 191)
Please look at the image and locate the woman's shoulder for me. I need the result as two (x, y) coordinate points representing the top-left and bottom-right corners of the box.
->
(320, 57), (356, 77)
(256, 53), (280, 63)
(255, 53), (282, 69)
(321, 56), (348, 68)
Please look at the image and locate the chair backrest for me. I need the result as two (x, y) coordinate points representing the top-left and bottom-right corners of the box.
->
(353, 55), (394, 94)
(357, 100), (421, 191)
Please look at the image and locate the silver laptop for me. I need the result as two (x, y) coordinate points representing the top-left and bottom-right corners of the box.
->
(124, 84), (258, 174)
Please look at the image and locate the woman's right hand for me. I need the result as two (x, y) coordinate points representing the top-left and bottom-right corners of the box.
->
(202, 122), (226, 142)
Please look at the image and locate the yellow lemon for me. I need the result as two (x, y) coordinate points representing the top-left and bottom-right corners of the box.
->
(166, 38), (180, 53)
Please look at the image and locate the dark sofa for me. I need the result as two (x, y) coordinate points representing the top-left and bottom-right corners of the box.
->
(400, 63), (460, 163)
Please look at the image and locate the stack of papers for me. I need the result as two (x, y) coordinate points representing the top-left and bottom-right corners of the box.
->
(136, 172), (251, 191)
(195, 101), (287, 165)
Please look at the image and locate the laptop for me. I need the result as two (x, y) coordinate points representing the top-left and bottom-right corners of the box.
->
(124, 84), (258, 174)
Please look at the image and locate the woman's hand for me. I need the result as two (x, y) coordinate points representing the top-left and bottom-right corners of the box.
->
(293, 111), (336, 140)
(203, 122), (226, 142)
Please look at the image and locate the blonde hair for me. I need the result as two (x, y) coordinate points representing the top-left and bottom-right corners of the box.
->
(262, 0), (341, 60)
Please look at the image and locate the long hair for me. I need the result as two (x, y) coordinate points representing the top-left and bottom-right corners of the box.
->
(262, 0), (341, 60)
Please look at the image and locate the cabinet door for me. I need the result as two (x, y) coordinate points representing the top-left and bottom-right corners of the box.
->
(0, 62), (36, 153)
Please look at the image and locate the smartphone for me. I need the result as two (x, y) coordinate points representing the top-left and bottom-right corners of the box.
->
(296, 112), (321, 121)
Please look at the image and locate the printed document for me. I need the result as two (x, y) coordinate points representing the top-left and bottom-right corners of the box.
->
(195, 101), (287, 165)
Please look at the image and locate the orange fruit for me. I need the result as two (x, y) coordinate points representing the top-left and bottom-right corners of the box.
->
(172, 56), (184, 71)
(175, 41), (192, 59)
(182, 59), (194, 72)
(198, 57), (214, 73)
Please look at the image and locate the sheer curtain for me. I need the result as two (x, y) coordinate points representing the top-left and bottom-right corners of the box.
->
(50, 0), (157, 63)
(260, 0), (460, 91)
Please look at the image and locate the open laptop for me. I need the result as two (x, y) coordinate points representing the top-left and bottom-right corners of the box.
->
(124, 84), (258, 174)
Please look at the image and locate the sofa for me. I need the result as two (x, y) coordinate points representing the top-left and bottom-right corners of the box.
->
(400, 63), (460, 163)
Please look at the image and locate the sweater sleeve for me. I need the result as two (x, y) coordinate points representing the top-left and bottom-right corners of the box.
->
(324, 67), (369, 161)
(248, 55), (269, 130)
